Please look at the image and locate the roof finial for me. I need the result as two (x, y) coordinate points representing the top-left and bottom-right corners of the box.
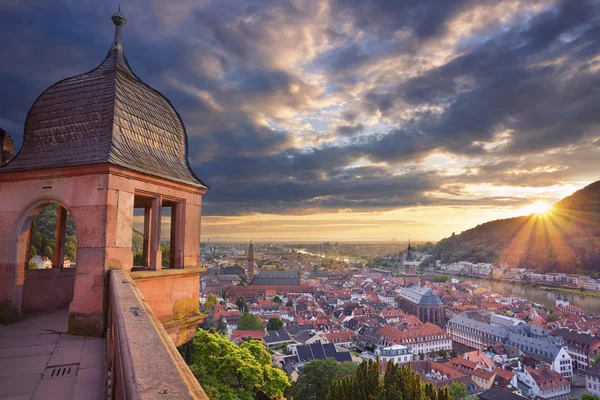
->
(111, 5), (126, 46)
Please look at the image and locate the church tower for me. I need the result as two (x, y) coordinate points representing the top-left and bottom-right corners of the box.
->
(247, 241), (255, 283)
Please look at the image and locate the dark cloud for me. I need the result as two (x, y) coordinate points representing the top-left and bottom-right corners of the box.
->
(0, 0), (598, 219)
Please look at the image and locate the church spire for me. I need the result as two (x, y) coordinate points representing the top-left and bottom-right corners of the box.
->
(111, 5), (126, 46)
(247, 241), (255, 283)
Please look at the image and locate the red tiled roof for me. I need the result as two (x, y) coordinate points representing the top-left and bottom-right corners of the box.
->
(526, 366), (569, 390)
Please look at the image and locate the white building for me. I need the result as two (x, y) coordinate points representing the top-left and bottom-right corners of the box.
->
(586, 364), (600, 397)
(378, 345), (413, 364)
(29, 255), (52, 269)
(517, 365), (570, 400)
(584, 278), (600, 291)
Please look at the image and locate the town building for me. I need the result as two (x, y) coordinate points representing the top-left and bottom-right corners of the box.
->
(410, 360), (481, 395)
(447, 312), (572, 379)
(263, 330), (293, 348)
(283, 342), (352, 374)
(516, 365), (570, 400)
(250, 270), (301, 286)
(585, 363), (600, 397)
(378, 344), (413, 364)
(396, 284), (445, 325)
(378, 323), (452, 359)
(551, 329), (600, 371)
(477, 387), (527, 400)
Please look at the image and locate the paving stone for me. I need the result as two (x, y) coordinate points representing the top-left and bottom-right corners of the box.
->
(0, 344), (56, 359)
(0, 373), (41, 396)
(47, 345), (83, 367)
(0, 334), (60, 349)
(31, 375), (76, 400)
(79, 339), (105, 370)
(72, 368), (105, 400)
(0, 354), (51, 378)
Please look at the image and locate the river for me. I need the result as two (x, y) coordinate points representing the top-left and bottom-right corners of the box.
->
(468, 278), (600, 314)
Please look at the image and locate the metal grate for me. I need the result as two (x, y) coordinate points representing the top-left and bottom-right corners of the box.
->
(45, 364), (78, 379)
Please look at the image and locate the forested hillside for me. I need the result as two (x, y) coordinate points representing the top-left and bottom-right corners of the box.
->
(30, 204), (77, 261)
(427, 180), (600, 277)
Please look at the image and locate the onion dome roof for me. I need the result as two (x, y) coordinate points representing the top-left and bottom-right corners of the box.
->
(1, 9), (207, 189)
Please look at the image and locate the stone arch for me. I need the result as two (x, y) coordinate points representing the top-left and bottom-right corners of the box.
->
(6, 195), (78, 316)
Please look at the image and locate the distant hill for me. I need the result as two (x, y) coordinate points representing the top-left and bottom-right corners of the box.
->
(427, 180), (600, 277)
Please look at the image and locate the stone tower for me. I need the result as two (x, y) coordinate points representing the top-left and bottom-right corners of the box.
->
(247, 241), (255, 283)
(0, 10), (208, 340)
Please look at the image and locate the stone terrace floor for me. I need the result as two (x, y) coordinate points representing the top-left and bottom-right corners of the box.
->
(0, 308), (105, 400)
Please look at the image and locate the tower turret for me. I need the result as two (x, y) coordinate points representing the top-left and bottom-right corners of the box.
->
(247, 241), (255, 283)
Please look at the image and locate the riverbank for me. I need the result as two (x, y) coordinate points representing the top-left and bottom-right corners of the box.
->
(465, 277), (600, 314)
(538, 286), (600, 299)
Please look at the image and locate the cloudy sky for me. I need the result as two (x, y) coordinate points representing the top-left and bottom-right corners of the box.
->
(1, 0), (599, 241)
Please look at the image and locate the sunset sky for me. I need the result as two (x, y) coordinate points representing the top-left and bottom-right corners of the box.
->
(1, 0), (599, 241)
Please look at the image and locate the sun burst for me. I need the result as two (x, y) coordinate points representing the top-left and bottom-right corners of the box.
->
(522, 201), (552, 216)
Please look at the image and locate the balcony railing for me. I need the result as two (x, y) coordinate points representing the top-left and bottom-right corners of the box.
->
(106, 269), (209, 399)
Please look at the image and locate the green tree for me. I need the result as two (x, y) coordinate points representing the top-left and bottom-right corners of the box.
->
(188, 330), (290, 400)
(27, 261), (38, 270)
(29, 246), (37, 257)
(448, 382), (468, 400)
(267, 317), (284, 331)
(582, 394), (600, 400)
(286, 299), (294, 307)
(592, 354), (600, 366)
(237, 313), (264, 331)
(236, 296), (247, 312)
(216, 316), (227, 334)
(43, 245), (54, 258)
(205, 293), (218, 310)
(290, 358), (357, 400)
(450, 349), (458, 358)
(273, 295), (283, 305)
(439, 349), (448, 359)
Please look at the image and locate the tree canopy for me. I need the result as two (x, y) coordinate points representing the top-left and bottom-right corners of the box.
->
(188, 330), (290, 400)
(327, 359), (452, 400)
(448, 382), (468, 400)
(205, 294), (219, 310)
(290, 358), (357, 400)
(237, 313), (264, 331)
(267, 317), (284, 331)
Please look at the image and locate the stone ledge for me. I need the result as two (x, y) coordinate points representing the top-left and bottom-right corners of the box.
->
(108, 269), (208, 399)
(128, 267), (207, 281)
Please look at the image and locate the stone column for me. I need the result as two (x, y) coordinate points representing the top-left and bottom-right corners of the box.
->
(170, 202), (184, 268)
(53, 205), (67, 268)
(149, 196), (162, 271)
(142, 204), (152, 267)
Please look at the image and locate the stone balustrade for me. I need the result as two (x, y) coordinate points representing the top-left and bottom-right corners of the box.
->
(106, 269), (209, 399)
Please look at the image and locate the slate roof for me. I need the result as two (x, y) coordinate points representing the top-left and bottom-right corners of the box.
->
(586, 362), (600, 378)
(263, 330), (292, 344)
(399, 284), (443, 306)
(506, 333), (562, 361)
(1, 23), (207, 189)
(478, 387), (527, 400)
(449, 312), (510, 340)
(251, 270), (301, 286)
(552, 329), (600, 346)
(294, 342), (352, 363)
